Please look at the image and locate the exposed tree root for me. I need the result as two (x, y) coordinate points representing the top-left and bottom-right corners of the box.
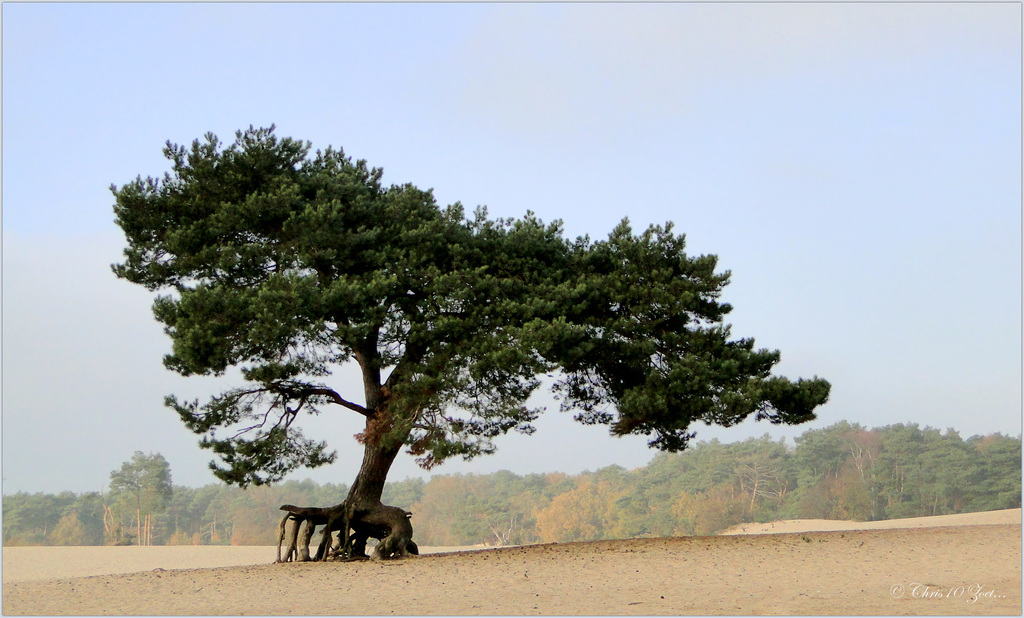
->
(276, 502), (418, 563)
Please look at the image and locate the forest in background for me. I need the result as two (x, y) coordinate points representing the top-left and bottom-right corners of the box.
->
(3, 421), (1020, 547)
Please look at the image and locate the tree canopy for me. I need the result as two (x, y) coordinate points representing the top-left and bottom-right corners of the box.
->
(112, 125), (830, 492)
(108, 451), (173, 545)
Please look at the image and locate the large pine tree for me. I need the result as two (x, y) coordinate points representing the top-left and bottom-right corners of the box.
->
(112, 126), (829, 548)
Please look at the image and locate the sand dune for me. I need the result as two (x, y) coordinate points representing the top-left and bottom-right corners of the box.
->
(719, 506), (1021, 535)
(3, 509), (1020, 615)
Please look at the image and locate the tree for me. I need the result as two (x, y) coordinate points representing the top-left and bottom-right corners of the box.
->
(966, 433), (1022, 511)
(111, 126), (830, 551)
(66, 492), (106, 545)
(2, 492), (77, 545)
(732, 435), (791, 516)
(108, 451), (173, 545)
(671, 484), (746, 536)
(409, 474), (488, 545)
(48, 511), (87, 546)
(535, 478), (624, 542)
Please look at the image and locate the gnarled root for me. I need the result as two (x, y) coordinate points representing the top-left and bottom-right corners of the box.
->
(276, 502), (417, 562)
(359, 504), (418, 560)
(276, 513), (298, 562)
(277, 503), (342, 562)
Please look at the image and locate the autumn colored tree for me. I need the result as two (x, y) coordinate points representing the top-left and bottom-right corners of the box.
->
(48, 512), (87, 546)
(671, 484), (746, 536)
(535, 478), (624, 542)
(407, 475), (477, 546)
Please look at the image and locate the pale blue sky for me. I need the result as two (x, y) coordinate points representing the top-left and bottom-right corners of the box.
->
(3, 3), (1020, 495)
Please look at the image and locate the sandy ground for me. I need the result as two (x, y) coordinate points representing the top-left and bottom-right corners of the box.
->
(1, 544), (487, 584)
(2, 509), (1019, 615)
(718, 507), (1022, 535)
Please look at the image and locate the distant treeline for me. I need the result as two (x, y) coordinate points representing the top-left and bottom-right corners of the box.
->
(3, 422), (1020, 546)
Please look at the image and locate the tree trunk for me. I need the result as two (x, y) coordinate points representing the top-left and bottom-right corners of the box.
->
(283, 346), (419, 561)
(346, 346), (404, 512)
(346, 431), (404, 511)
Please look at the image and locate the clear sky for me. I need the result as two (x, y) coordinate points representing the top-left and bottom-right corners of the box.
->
(3, 3), (1020, 495)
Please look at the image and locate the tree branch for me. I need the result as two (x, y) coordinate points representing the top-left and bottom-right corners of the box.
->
(305, 387), (370, 417)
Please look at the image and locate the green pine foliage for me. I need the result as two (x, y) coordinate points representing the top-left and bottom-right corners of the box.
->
(3, 423), (1019, 546)
(111, 126), (830, 488)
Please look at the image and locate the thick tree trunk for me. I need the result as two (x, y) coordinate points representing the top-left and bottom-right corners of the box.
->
(304, 408), (414, 561)
(345, 346), (405, 509)
(277, 347), (419, 562)
(338, 423), (420, 560)
(346, 432), (403, 510)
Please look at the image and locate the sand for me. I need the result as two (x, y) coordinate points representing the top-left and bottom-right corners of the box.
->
(3, 508), (1020, 615)
(718, 507), (1023, 535)
(0, 545), (487, 584)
